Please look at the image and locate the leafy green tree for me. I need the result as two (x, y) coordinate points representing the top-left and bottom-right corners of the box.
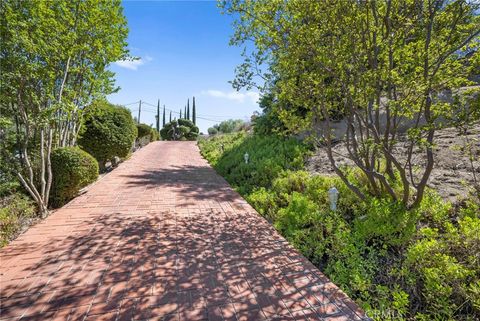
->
(217, 119), (245, 134)
(78, 100), (137, 171)
(222, 0), (480, 208)
(0, 0), (128, 216)
(207, 127), (218, 135)
(253, 93), (287, 136)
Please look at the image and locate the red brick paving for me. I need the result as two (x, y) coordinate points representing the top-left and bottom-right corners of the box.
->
(0, 142), (370, 321)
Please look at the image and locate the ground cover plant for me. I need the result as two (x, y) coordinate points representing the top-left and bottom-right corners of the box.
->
(199, 132), (309, 194)
(199, 131), (480, 320)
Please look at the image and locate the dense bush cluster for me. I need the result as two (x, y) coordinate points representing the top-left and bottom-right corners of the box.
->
(0, 166), (37, 247)
(199, 132), (308, 195)
(199, 132), (480, 321)
(136, 123), (153, 139)
(136, 123), (158, 147)
(0, 193), (36, 247)
(50, 147), (99, 208)
(160, 119), (199, 141)
(79, 100), (137, 170)
(207, 119), (246, 135)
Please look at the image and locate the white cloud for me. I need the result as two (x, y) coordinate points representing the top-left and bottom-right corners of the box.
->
(114, 55), (153, 71)
(201, 90), (259, 104)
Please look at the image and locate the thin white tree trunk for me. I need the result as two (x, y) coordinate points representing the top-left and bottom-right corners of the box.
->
(40, 128), (46, 198)
(44, 127), (53, 205)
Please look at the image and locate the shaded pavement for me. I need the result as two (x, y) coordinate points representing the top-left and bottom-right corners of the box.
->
(0, 142), (370, 321)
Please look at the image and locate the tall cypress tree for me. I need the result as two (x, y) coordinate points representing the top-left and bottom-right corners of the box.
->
(192, 96), (196, 124)
(169, 111), (172, 122)
(162, 105), (166, 126)
(187, 99), (190, 120)
(180, 109), (182, 119)
(156, 99), (160, 132)
(184, 106), (187, 120)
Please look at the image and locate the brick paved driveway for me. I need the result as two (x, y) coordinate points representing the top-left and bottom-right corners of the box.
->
(1, 142), (369, 321)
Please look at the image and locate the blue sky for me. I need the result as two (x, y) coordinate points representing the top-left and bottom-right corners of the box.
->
(107, 0), (260, 133)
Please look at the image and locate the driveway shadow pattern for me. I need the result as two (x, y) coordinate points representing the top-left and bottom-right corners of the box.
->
(0, 142), (370, 321)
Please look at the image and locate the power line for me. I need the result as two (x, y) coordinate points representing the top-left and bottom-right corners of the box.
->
(124, 100), (246, 124)
(196, 112), (239, 118)
(143, 101), (235, 118)
(122, 101), (140, 106)
(142, 101), (228, 123)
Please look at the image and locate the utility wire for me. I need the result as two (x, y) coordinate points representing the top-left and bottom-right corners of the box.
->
(125, 100), (247, 124)
(143, 101), (235, 118)
(121, 101), (140, 106)
(141, 101), (230, 123)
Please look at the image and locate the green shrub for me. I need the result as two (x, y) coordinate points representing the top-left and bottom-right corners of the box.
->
(354, 198), (419, 247)
(207, 127), (218, 135)
(50, 147), (99, 208)
(199, 131), (247, 166)
(198, 131), (480, 320)
(200, 133), (309, 194)
(217, 119), (245, 133)
(136, 123), (152, 139)
(404, 215), (480, 319)
(274, 192), (329, 264)
(0, 193), (36, 247)
(272, 171), (310, 206)
(178, 125), (190, 135)
(247, 187), (278, 221)
(253, 93), (288, 135)
(160, 119), (199, 141)
(78, 100), (137, 170)
(151, 129), (159, 141)
(460, 195), (480, 219)
(0, 174), (20, 198)
(136, 123), (156, 146)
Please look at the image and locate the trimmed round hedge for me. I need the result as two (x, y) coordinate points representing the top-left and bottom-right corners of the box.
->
(136, 123), (152, 139)
(78, 100), (137, 170)
(50, 147), (99, 208)
(160, 119), (199, 141)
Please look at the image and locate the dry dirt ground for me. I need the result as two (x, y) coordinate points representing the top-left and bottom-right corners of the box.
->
(307, 123), (480, 202)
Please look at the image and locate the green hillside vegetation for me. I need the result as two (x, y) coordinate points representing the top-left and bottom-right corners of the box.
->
(199, 132), (480, 320)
